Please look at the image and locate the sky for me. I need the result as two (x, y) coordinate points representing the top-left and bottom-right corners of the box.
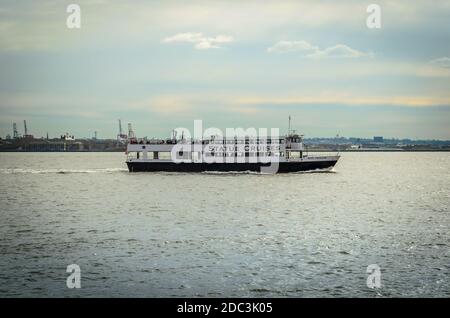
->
(0, 0), (449, 139)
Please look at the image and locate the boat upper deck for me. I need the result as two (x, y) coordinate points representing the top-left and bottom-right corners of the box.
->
(129, 135), (303, 145)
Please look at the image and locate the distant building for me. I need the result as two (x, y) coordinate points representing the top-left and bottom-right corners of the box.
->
(61, 132), (75, 141)
(373, 136), (384, 143)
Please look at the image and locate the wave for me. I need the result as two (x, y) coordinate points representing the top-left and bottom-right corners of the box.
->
(293, 167), (337, 174)
(202, 167), (336, 175)
(0, 166), (335, 175)
(0, 168), (128, 174)
(201, 170), (273, 175)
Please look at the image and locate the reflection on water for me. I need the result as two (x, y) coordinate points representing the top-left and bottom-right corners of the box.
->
(0, 152), (449, 297)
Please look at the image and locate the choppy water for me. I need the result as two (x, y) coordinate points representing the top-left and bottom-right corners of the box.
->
(0, 152), (449, 297)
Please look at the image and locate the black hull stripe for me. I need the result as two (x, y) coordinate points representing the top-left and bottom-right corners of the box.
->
(126, 161), (338, 173)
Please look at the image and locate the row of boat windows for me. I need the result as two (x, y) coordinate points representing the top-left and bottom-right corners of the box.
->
(131, 138), (302, 145)
(177, 152), (304, 157)
(132, 151), (304, 159)
(202, 139), (286, 144)
(203, 152), (283, 157)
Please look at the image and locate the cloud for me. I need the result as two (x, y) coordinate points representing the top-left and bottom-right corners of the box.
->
(162, 32), (233, 50)
(429, 57), (450, 68)
(266, 40), (318, 54)
(233, 94), (450, 108)
(267, 40), (372, 59)
(132, 96), (190, 115)
(313, 44), (371, 59)
(129, 92), (450, 119)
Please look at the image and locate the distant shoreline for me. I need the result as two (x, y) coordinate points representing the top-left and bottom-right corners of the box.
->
(1, 149), (449, 153)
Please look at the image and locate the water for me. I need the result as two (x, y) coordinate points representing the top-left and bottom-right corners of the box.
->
(0, 152), (449, 297)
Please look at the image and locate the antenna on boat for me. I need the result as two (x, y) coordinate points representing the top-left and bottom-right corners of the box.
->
(288, 115), (291, 136)
(127, 123), (136, 140)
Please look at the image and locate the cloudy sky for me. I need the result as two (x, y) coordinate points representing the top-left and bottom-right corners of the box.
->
(0, 0), (449, 139)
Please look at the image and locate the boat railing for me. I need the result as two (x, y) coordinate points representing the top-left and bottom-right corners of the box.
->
(304, 151), (340, 158)
(129, 137), (291, 145)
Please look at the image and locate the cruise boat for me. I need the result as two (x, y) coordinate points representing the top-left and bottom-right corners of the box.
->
(125, 130), (340, 173)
